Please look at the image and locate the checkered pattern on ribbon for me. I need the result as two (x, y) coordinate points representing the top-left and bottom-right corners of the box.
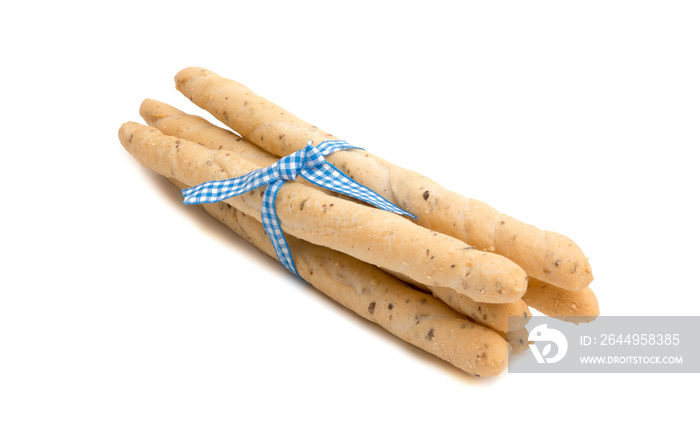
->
(181, 140), (416, 276)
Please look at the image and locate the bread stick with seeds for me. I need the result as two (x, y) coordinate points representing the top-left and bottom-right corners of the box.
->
(118, 122), (528, 303)
(175, 67), (593, 290)
(171, 175), (509, 376)
(495, 327), (530, 355)
(430, 286), (530, 332)
(140, 98), (281, 168)
(139, 98), (342, 199)
(139, 98), (532, 327)
(380, 267), (531, 333)
(523, 278), (599, 323)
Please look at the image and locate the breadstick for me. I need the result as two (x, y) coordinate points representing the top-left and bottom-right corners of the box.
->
(174, 67), (593, 290)
(430, 286), (530, 333)
(381, 267), (531, 333)
(139, 98), (280, 168)
(495, 327), (530, 355)
(139, 98), (532, 328)
(522, 278), (599, 323)
(139, 98), (341, 199)
(118, 122), (528, 303)
(167, 177), (508, 376)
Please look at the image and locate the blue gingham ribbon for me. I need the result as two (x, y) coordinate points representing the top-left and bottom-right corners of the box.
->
(182, 140), (415, 275)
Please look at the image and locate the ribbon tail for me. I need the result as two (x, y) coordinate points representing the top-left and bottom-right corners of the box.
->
(181, 164), (277, 205)
(261, 180), (299, 276)
(300, 162), (416, 219)
(315, 140), (365, 156)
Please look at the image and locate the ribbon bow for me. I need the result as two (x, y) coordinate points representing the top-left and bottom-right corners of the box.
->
(182, 140), (415, 275)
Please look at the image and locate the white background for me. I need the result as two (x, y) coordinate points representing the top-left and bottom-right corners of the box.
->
(2, 1), (698, 429)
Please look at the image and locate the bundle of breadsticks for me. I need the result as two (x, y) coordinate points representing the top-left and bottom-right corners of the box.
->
(119, 67), (599, 377)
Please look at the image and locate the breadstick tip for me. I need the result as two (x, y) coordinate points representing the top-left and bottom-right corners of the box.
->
(463, 252), (529, 303)
(175, 67), (216, 89)
(139, 98), (184, 125)
(542, 230), (594, 290)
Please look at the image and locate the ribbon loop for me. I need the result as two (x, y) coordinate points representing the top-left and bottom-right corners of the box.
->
(182, 140), (415, 276)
